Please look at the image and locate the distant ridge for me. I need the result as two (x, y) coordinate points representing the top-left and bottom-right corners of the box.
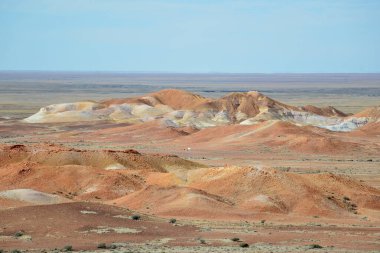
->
(24, 89), (378, 132)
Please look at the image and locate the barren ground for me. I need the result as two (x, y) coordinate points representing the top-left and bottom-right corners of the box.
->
(0, 74), (379, 252)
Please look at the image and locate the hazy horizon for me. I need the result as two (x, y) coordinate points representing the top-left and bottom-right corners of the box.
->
(1, 72), (379, 120)
(1, 70), (380, 74)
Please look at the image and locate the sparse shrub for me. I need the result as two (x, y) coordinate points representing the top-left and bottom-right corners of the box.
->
(97, 243), (107, 249)
(260, 219), (266, 224)
(14, 231), (24, 237)
(199, 239), (206, 244)
(131, 214), (141, 220)
(231, 237), (240, 242)
(63, 245), (73, 251)
(97, 243), (118, 250)
(309, 244), (323, 249)
(169, 218), (177, 224)
(0, 249), (3, 253)
(343, 196), (350, 201)
(11, 250), (21, 253)
(239, 243), (249, 248)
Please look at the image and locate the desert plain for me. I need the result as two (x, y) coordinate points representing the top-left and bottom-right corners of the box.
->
(0, 73), (379, 253)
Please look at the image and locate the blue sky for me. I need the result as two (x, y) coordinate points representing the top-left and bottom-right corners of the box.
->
(0, 0), (379, 72)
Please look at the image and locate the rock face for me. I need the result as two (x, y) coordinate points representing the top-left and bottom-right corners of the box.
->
(24, 89), (379, 132)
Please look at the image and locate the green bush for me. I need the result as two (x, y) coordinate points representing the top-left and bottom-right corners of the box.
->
(11, 250), (21, 253)
(231, 237), (240, 242)
(169, 218), (177, 224)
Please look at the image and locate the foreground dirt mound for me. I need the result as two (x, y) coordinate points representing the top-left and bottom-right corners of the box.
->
(0, 144), (202, 171)
(1, 144), (379, 221)
(114, 166), (380, 219)
(189, 167), (380, 216)
(113, 185), (235, 218)
(0, 144), (203, 202)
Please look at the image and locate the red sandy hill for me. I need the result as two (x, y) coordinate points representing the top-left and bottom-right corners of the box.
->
(1, 144), (379, 221)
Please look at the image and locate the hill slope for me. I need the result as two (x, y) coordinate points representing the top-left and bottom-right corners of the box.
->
(23, 89), (378, 132)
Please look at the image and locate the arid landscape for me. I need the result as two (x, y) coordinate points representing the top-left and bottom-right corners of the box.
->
(0, 75), (379, 252)
(2, 0), (380, 251)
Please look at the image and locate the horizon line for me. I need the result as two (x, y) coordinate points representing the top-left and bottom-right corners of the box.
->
(1, 70), (380, 75)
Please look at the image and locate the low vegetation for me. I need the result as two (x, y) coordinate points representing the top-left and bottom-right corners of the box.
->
(14, 231), (24, 237)
(63, 245), (73, 251)
(97, 243), (107, 249)
(97, 243), (117, 249)
(309, 244), (323, 249)
(131, 214), (141, 220)
(239, 243), (249, 248)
